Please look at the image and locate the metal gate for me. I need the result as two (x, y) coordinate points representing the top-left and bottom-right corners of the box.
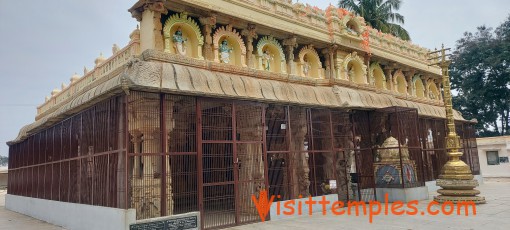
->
(350, 110), (377, 201)
(198, 99), (266, 229)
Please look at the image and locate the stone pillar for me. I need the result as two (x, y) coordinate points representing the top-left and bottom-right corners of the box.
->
(384, 66), (394, 91)
(335, 123), (355, 201)
(365, 54), (372, 85)
(335, 49), (350, 80)
(322, 49), (331, 80)
(199, 16), (216, 61)
(435, 79), (443, 101)
(242, 24), (258, 68)
(129, 0), (168, 52)
(127, 98), (168, 219)
(236, 105), (264, 214)
(283, 36), (298, 75)
(141, 128), (161, 177)
(132, 132), (142, 178)
(405, 70), (416, 96)
(322, 45), (336, 80)
(422, 75), (430, 99)
(289, 107), (310, 197)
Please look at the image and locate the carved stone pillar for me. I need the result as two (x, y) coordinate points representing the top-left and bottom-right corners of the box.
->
(199, 16), (216, 61)
(321, 49), (331, 79)
(322, 45), (337, 80)
(404, 70), (416, 95)
(236, 105), (264, 214)
(283, 36), (298, 75)
(131, 132), (142, 178)
(289, 107), (310, 197)
(141, 128), (161, 177)
(365, 54), (372, 85)
(335, 121), (355, 201)
(384, 67), (394, 91)
(422, 75), (430, 98)
(129, 0), (168, 52)
(435, 79), (443, 101)
(242, 24), (258, 68)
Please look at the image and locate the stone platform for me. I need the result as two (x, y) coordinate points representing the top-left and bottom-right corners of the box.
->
(1, 182), (510, 230)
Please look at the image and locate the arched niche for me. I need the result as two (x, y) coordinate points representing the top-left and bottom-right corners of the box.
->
(163, 12), (204, 59)
(212, 25), (247, 67)
(428, 81), (440, 100)
(256, 36), (286, 73)
(413, 76), (425, 98)
(343, 52), (367, 84)
(298, 45), (323, 78)
(369, 62), (386, 89)
(341, 15), (365, 36)
(346, 19), (361, 34)
(393, 70), (408, 94)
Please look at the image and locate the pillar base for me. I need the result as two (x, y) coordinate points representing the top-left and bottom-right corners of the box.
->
(434, 179), (486, 204)
(433, 195), (486, 204)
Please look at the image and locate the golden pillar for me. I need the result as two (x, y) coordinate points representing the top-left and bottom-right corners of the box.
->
(432, 46), (485, 204)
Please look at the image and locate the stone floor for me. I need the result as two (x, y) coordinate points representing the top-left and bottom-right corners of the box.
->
(0, 182), (509, 230)
(227, 181), (510, 230)
(0, 190), (65, 230)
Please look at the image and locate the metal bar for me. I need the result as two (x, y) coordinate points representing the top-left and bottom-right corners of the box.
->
(286, 106), (294, 199)
(196, 98), (204, 230)
(415, 111), (426, 186)
(328, 110), (340, 201)
(366, 111), (376, 200)
(396, 109), (405, 189)
(308, 109), (317, 196)
(351, 112), (362, 201)
(232, 101), (239, 225)
(161, 93), (167, 216)
(203, 181), (236, 186)
(261, 104), (269, 206)
(10, 149), (127, 170)
(124, 95), (129, 209)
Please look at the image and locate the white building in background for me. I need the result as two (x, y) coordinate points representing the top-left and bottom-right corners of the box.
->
(0, 166), (7, 189)
(477, 136), (510, 178)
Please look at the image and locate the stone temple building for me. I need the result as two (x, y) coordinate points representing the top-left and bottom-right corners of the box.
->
(6, 0), (481, 229)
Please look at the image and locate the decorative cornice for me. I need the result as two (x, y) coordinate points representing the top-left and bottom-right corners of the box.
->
(129, 0), (167, 21)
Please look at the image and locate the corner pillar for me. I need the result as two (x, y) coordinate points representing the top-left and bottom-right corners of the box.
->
(129, 0), (168, 52)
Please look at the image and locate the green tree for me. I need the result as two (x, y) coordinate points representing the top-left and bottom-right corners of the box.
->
(0, 156), (8, 166)
(450, 15), (510, 136)
(338, 0), (410, 40)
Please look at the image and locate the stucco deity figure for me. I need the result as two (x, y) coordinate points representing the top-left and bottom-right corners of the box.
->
(219, 40), (233, 63)
(348, 64), (355, 80)
(303, 57), (311, 77)
(173, 29), (187, 56)
(429, 90), (437, 99)
(262, 50), (273, 71)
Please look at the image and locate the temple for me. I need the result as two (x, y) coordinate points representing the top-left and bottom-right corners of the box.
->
(6, 0), (482, 229)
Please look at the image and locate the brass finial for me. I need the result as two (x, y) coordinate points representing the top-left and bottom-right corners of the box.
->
(429, 45), (485, 204)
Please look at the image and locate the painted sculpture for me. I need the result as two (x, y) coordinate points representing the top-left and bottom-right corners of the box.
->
(173, 29), (187, 56)
(373, 136), (417, 187)
(219, 40), (233, 63)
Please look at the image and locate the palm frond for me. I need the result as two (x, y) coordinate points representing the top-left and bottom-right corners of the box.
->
(388, 23), (411, 40)
(338, 0), (410, 40)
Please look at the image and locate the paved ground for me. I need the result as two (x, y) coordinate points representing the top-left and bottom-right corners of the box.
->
(227, 181), (510, 230)
(0, 190), (65, 230)
(0, 182), (509, 230)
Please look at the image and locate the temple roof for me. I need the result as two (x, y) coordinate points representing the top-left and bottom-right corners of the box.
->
(8, 49), (466, 145)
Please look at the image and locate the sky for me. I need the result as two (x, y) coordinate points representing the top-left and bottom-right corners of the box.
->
(0, 0), (509, 157)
